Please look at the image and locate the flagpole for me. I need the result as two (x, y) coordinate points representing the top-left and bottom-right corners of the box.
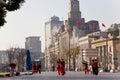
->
(101, 23), (109, 71)
(58, 32), (60, 58)
(106, 32), (109, 72)
(68, 29), (71, 71)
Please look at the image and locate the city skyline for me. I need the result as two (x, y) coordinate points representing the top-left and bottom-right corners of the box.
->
(0, 0), (120, 52)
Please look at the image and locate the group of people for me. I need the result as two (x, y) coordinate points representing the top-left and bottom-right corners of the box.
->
(32, 63), (41, 74)
(84, 59), (99, 75)
(56, 59), (65, 76)
(30, 59), (99, 76)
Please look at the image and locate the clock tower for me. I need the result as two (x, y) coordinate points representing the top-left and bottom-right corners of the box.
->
(68, 0), (82, 22)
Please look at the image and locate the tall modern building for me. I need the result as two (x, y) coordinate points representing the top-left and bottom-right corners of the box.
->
(45, 16), (63, 70)
(25, 36), (41, 61)
(45, 16), (63, 49)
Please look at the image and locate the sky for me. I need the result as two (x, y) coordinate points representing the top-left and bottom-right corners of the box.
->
(0, 0), (120, 52)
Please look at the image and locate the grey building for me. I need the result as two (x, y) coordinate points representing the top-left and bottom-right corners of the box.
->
(25, 36), (41, 61)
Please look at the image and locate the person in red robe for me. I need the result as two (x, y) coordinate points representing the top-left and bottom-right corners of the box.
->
(32, 64), (35, 74)
(56, 59), (61, 75)
(60, 59), (65, 75)
(37, 63), (41, 74)
(93, 59), (99, 75)
(84, 62), (88, 74)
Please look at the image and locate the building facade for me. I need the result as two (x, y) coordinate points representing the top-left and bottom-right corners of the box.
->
(45, 16), (63, 70)
(44, 0), (101, 71)
(91, 32), (120, 71)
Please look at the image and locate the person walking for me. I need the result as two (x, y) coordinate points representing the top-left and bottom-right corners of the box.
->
(84, 62), (88, 74)
(37, 63), (41, 74)
(52, 65), (55, 72)
(34, 64), (37, 73)
(56, 59), (61, 75)
(93, 59), (99, 75)
(88, 63), (93, 74)
(60, 59), (65, 75)
(32, 64), (35, 74)
(91, 60), (95, 74)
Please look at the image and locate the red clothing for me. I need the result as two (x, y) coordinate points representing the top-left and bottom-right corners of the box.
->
(38, 69), (41, 74)
(37, 64), (41, 74)
(57, 61), (61, 69)
(93, 61), (98, 68)
(32, 64), (35, 74)
(60, 60), (65, 75)
(56, 60), (61, 75)
(60, 67), (65, 75)
(84, 63), (88, 74)
(84, 67), (88, 74)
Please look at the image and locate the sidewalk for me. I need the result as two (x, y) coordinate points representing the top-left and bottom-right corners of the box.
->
(20, 71), (33, 75)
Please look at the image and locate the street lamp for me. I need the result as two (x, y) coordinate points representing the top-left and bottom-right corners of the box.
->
(68, 29), (71, 71)
(105, 32), (109, 71)
(57, 32), (60, 58)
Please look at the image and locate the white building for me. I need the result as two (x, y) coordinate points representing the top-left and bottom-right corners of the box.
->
(45, 16), (63, 49)
(45, 16), (63, 70)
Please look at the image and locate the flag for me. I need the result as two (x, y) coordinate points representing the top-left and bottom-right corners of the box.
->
(76, 21), (81, 25)
(57, 32), (60, 34)
(57, 32), (60, 36)
(101, 23), (106, 27)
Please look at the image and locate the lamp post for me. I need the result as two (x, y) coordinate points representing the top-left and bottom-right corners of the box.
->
(57, 32), (60, 58)
(68, 29), (71, 71)
(105, 32), (109, 71)
(82, 49), (85, 70)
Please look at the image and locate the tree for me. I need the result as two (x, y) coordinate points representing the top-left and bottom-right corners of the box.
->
(7, 47), (26, 72)
(7, 48), (16, 64)
(70, 46), (81, 70)
(50, 52), (57, 70)
(0, 0), (25, 27)
(16, 48), (26, 71)
(108, 28), (119, 36)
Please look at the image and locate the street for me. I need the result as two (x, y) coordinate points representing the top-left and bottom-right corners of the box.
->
(1, 71), (120, 80)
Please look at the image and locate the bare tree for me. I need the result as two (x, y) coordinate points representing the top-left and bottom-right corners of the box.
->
(16, 49), (26, 71)
(7, 47), (26, 72)
(7, 48), (16, 64)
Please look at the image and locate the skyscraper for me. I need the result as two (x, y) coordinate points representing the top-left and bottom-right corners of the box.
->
(45, 16), (63, 49)
(45, 16), (63, 70)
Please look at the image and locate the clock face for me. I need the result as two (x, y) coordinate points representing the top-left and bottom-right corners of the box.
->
(73, 3), (78, 9)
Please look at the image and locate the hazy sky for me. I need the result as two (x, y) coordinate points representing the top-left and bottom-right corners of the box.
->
(0, 0), (120, 51)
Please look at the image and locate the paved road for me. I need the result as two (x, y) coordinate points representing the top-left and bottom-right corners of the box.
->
(1, 71), (120, 80)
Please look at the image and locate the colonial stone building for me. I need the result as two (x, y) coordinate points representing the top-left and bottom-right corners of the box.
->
(91, 32), (120, 71)
(45, 0), (100, 71)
